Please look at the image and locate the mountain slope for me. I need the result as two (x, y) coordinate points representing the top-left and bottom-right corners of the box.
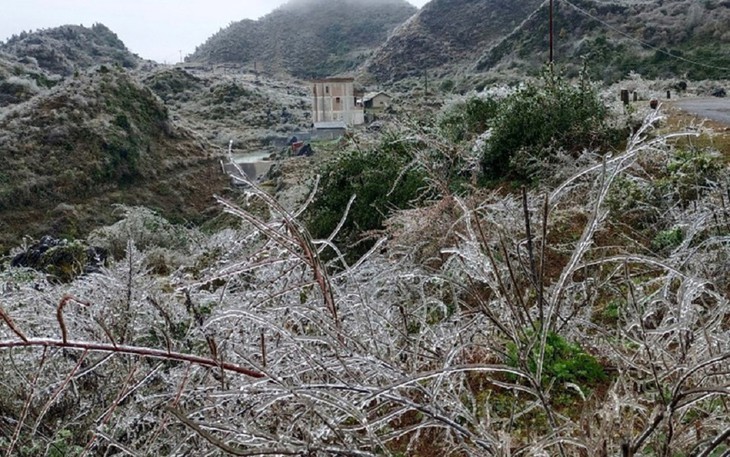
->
(144, 68), (310, 147)
(476, 0), (730, 81)
(0, 66), (226, 252)
(363, 0), (544, 82)
(0, 23), (139, 76)
(188, 0), (416, 78)
(0, 51), (60, 107)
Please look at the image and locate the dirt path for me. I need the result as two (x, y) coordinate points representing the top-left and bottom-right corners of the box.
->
(672, 97), (730, 125)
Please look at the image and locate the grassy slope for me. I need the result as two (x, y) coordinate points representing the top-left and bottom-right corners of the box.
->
(0, 23), (139, 76)
(188, 0), (416, 78)
(364, 0), (544, 82)
(0, 66), (227, 252)
(476, 0), (730, 82)
(144, 68), (310, 147)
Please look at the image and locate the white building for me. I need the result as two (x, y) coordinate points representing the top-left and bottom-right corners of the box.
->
(311, 78), (365, 126)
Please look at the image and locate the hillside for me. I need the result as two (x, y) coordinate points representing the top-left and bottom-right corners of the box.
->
(187, 0), (416, 78)
(0, 23), (140, 76)
(0, 65), (227, 252)
(363, 0), (730, 85)
(476, 0), (730, 81)
(0, 51), (60, 107)
(144, 68), (310, 147)
(364, 0), (544, 82)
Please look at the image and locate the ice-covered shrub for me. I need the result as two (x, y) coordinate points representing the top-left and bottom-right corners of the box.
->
(88, 205), (195, 259)
(481, 65), (623, 183)
(305, 131), (427, 262)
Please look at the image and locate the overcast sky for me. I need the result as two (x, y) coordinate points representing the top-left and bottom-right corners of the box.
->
(0, 0), (429, 64)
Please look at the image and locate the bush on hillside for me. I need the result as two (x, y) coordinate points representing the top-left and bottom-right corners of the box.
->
(507, 330), (606, 390)
(438, 95), (499, 143)
(305, 134), (427, 263)
(480, 65), (622, 183)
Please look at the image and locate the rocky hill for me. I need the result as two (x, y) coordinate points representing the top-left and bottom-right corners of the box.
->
(0, 65), (227, 252)
(364, 0), (730, 84)
(0, 51), (60, 107)
(0, 23), (140, 76)
(144, 68), (310, 147)
(187, 0), (416, 78)
(475, 0), (730, 81)
(363, 0), (543, 82)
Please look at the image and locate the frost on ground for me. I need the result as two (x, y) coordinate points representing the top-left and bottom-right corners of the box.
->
(0, 108), (728, 456)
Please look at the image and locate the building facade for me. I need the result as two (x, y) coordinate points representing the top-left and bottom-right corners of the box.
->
(311, 78), (365, 126)
(363, 91), (391, 110)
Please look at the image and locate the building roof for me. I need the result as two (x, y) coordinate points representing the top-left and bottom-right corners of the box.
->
(363, 91), (390, 102)
(314, 121), (348, 130)
(311, 77), (355, 83)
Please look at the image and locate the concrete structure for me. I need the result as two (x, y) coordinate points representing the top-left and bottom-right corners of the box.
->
(313, 121), (348, 140)
(363, 91), (391, 109)
(311, 78), (365, 126)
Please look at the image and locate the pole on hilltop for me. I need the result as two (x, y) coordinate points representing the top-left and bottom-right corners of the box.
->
(549, 0), (554, 63)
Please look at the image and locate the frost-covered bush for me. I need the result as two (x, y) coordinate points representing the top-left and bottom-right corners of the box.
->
(480, 65), (623, 183)
(438, 95), (499, 143)
(88, 205), (196, 259)
(305, 131), (427, 262)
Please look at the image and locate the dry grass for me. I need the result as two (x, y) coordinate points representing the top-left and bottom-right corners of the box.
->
(663, 102), (730, 159)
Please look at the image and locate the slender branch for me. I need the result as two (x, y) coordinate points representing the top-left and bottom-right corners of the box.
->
(57, 294), (91, 344)
(0, 338), (265, 378)
(522, 187), (539, 297)
(165, 407), (318, 456)
(0, 305), (28, 342)
(697, 427), (730, 457)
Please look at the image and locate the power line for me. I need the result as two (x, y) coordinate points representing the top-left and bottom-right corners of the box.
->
(559, 0), (730, 73)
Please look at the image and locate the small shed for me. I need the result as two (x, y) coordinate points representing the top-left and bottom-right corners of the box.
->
(363, 91), (391, 109)
(313, 121), (347, 140)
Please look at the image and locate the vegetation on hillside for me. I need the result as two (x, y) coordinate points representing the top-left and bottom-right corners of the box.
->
(0, 6), (728, 455)
(0, 65), (226, 252)
(0, 52), (60, 107)
(365, 0), (543, 82)
(305, 132), (428, 263)
(477, 0), (730, 82)
(1, 82), (728, 453)
(0, 23), (139, 76)
(188, 0), (416, 78)
(144, 68), (310, 147)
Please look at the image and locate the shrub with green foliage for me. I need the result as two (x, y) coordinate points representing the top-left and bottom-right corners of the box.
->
(663, 147), (721, 205)
(652, 226), (684, 254)
(481, 66), (621, 183)
(438, 96), (499, 143)
(305, 134), (426, 262)
(508, 330), (606, 388)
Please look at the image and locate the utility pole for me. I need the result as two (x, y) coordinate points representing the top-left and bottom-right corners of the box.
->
(549, 0), (554, 63)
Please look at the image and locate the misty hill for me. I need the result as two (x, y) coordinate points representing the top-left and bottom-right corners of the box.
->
(144, 68), (310, 147)
(0, 23), (139, 76)
(187, 0), (416, 78)
(364, 0), (544, 82)
(0, 65), (226, 252)
(364, 0), (730, 84)
(475, 0), (730, 81)
(0, 51), (60, 107)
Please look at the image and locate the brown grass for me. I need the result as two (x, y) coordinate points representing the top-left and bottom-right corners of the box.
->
(663, 103), (730, 159)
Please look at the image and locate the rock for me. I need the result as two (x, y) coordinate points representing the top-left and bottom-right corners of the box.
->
(11, 236), (108, 282)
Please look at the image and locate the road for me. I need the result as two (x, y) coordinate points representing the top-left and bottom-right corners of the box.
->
(672, 97), (730, 125)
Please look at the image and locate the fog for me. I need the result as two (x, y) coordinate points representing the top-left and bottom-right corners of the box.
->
(0, 0), (430, 63)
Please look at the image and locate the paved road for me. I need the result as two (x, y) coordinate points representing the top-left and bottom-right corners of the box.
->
(672, 97), (730, 125)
